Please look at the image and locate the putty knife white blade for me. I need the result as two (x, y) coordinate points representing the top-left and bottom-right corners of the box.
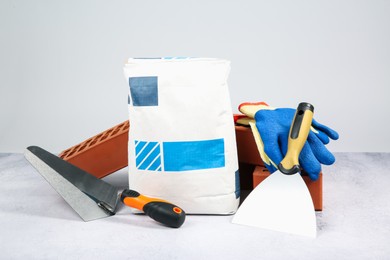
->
(232, 102), (317, 238)
(232, 170), (316, 237)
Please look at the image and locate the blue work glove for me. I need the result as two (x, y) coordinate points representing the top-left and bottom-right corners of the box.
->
(238, 102), (339, 181)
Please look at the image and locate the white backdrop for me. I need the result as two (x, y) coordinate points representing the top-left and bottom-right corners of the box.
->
(1, 0), (389, 152)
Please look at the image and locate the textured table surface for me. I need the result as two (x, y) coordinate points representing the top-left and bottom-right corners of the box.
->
(1, 153), (389, 259)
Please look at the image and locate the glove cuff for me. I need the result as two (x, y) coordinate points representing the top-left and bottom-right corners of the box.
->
(238, 102), (271, 118)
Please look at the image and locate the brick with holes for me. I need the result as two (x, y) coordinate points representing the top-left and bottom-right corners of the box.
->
(59, 121), (129, 178)
(59, 119), (323, 211)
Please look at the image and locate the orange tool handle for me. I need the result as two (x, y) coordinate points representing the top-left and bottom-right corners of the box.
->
(120, 189), (186, 228)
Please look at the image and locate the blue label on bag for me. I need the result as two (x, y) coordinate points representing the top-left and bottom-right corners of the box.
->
(129, 76), (158, 106)
(163, 139), (225, 171)
(135, 141), (162, 171)
(235, 169), (240, 199)
(134, 139), (225, 172)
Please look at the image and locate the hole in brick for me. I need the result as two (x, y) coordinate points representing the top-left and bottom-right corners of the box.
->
(88, 136), (100, 146)
(100, 133), (109, 141)
(78, 145), (87, 152)
(110, 128), (120, 136)
(85, 139), (93, 145)
(105, 129), (113, 136)
(72, 145), (81, 152)
(67, 150), (76, 157)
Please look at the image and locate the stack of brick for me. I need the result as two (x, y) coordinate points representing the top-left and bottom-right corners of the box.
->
(59, 120), (323, 211)
(235, 125), (323, 211)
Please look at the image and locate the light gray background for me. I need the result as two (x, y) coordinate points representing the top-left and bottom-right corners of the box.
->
(1, 0), (389, 153)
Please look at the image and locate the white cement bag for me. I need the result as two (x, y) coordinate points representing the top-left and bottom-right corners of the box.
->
(123, 57), (239, 214)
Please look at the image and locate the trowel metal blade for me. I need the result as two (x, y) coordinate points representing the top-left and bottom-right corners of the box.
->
(232, 170), (317, 238)
(25, 147), (114, 221)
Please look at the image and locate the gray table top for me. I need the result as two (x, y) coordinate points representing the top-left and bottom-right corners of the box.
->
(1, 152), (389, 259)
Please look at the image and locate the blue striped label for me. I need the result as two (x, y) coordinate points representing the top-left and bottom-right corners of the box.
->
(134, 139), (225, 172)
(135, 141), (162, 171)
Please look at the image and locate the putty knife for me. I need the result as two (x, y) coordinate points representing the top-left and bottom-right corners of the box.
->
(232, 102), (317, 237)
(25, 146), (185, 228)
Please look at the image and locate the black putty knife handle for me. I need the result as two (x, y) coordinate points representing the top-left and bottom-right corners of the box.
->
(120, 189), (186, 228)
(278, 102), (314, 175)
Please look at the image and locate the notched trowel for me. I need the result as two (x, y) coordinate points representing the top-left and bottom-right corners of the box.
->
(232, 102), (317, 237)
(25, 146), (185, 228)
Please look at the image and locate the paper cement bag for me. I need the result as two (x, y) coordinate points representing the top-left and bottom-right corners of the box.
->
(123, 57), (239, 214)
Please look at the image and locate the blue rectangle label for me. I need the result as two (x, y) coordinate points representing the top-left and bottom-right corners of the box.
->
(129, 76), (158, 106)
(162, 139), (225, 171)
(235, 169), (240, 199)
